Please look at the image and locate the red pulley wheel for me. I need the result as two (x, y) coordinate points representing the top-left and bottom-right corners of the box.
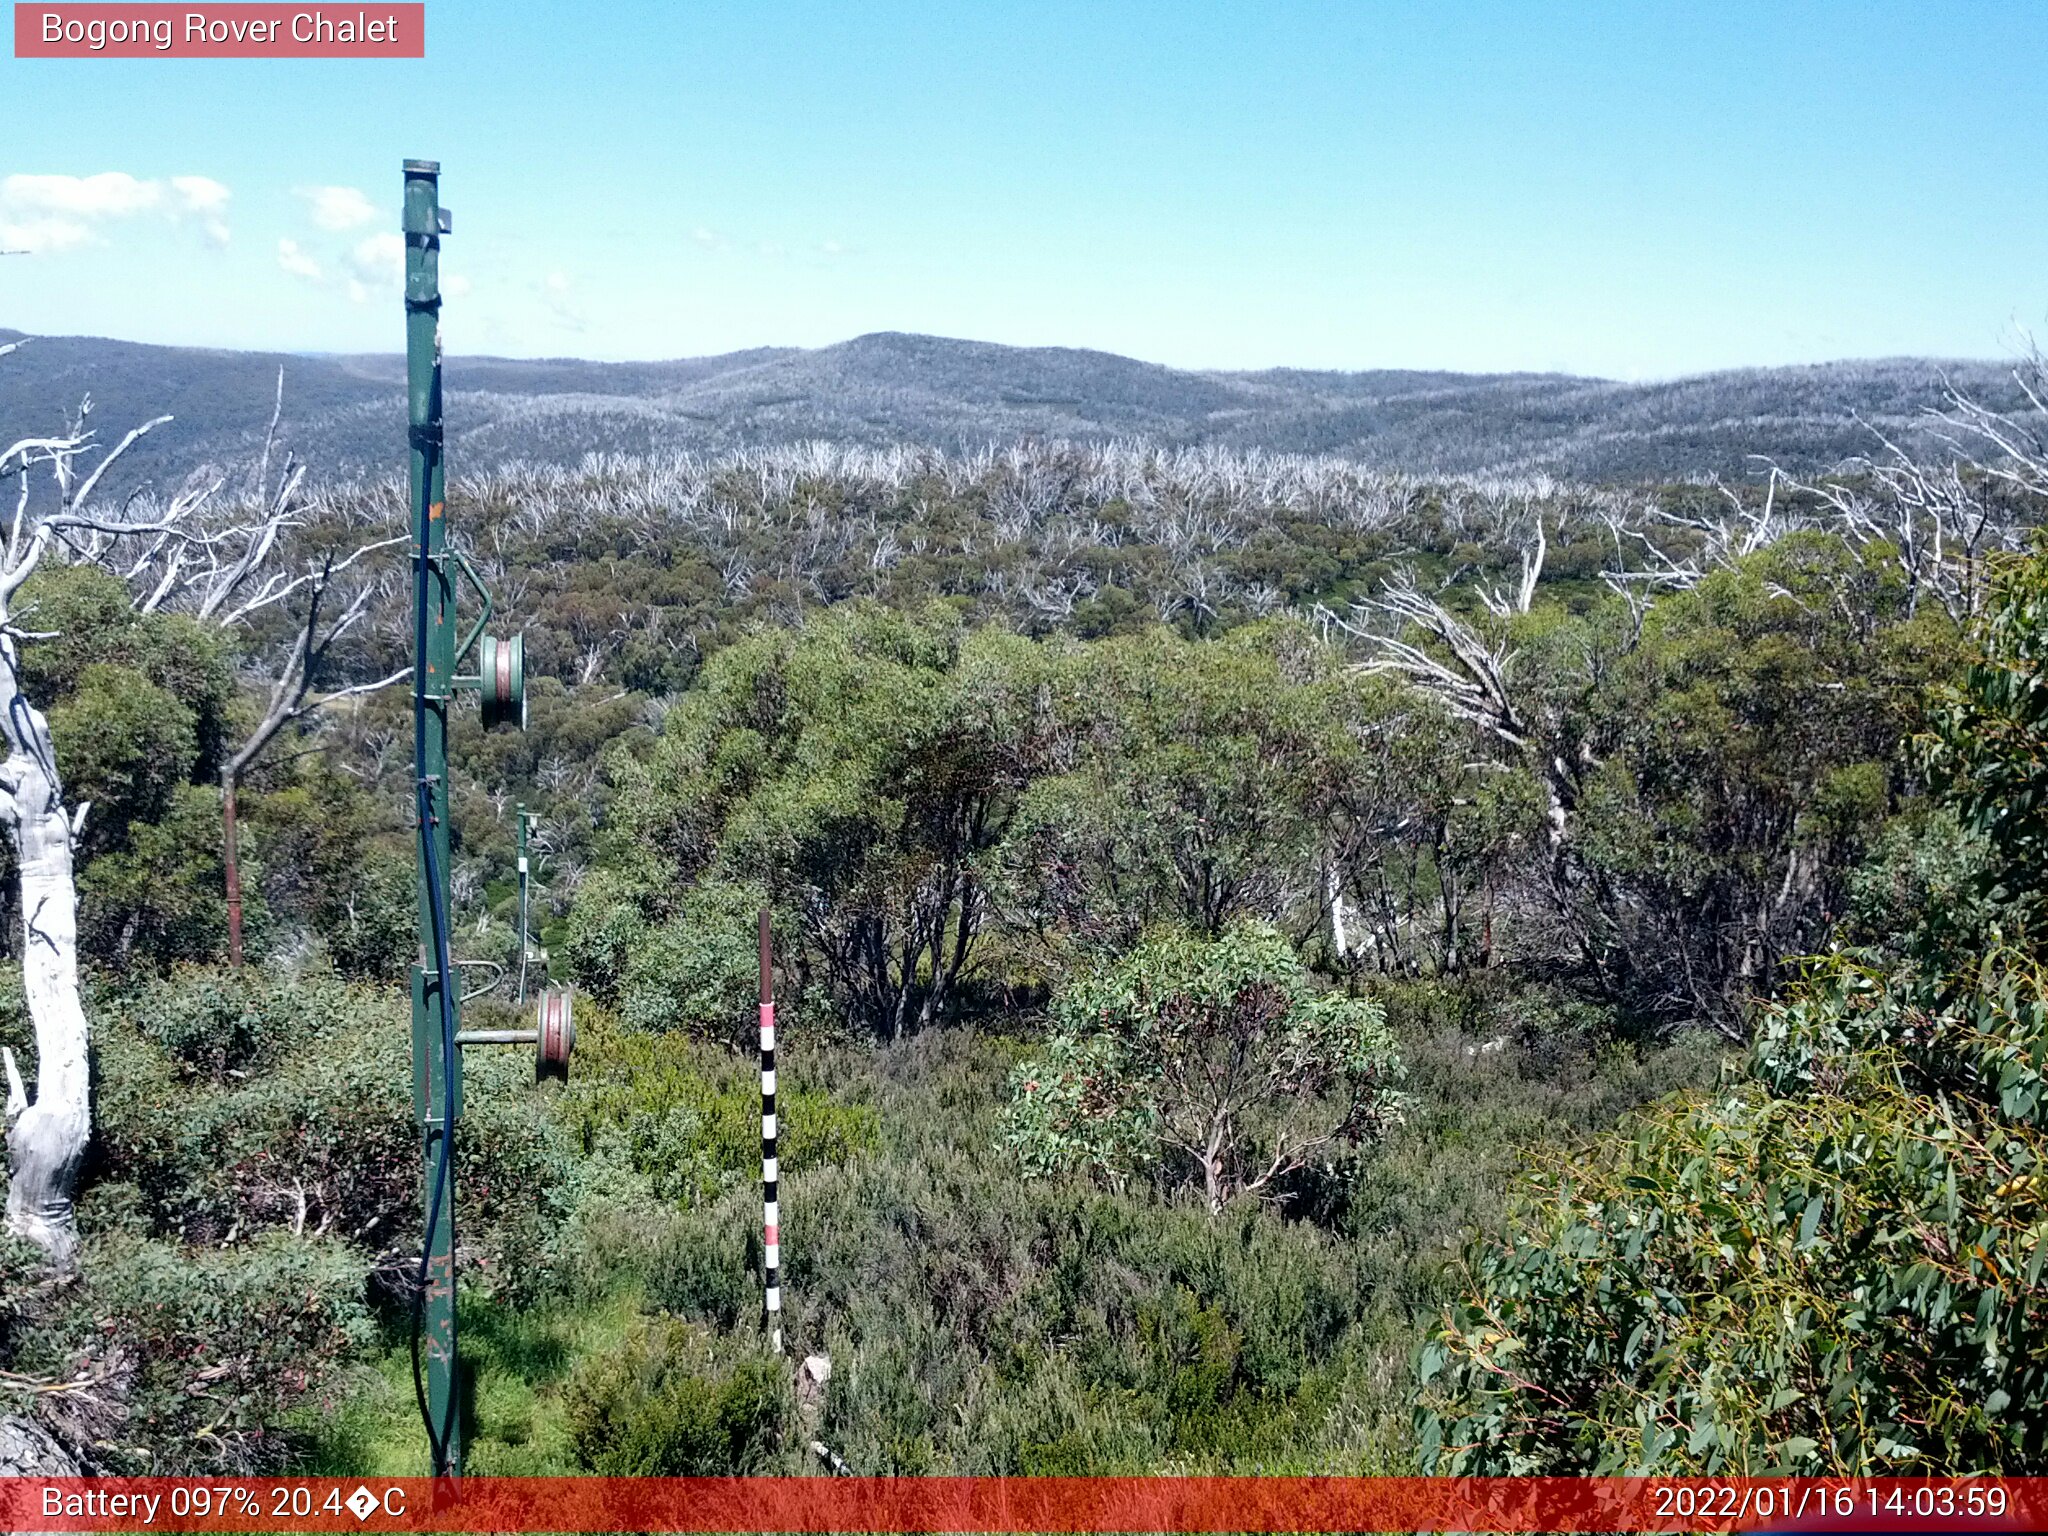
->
(536, 987), (574, 1081)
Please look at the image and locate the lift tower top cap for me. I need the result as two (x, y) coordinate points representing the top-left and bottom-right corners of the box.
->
(403, 159), (441, 175)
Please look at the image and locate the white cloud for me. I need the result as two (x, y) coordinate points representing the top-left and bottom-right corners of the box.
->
(0, 172), (231, 250)
(297, 184), (380, 232)
(3, 172), (161, 217)
(346, 231), (405, 288)
(170, 176), (231, 244)
(0, 217), (92, 254)
(444, 273), (473, 300)
(277, 237), (322, 281)
(690, 226), (724, 249)
(280, 189), (412, 301)
(171, 175), (229, 213)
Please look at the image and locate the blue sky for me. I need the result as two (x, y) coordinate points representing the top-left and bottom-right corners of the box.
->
(1, 1), (2043, 377)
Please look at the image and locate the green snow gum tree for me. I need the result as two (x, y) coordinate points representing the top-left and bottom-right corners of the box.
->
(1003, 922), (1404, 1215)
(1414, 541), (2048, 1475)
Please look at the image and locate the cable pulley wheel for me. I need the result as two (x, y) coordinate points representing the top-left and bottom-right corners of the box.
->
(535, 986), (574, 1081)
(478, 633), (526, 730)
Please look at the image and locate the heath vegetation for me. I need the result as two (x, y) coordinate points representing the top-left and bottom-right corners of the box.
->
(0, 341), (2044, 1474)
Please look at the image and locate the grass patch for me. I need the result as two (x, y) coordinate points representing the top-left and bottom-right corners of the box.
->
(297, 1290), (646, 1475)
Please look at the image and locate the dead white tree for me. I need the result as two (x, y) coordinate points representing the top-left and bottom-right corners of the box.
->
(1318, 516), (1610, 990)
(1780, 360), (2048, 621)
(1594, 469), (1794, 599)
(1324, 863), (1349, 960)
(1476, 511), (1546, 618)
(0, 360), (233, 1264)
(1326, 563), (1580, 868)
(113, 372), (410, 965)
(1943, 355), (2048, 499)
(216, 551), (407, 964)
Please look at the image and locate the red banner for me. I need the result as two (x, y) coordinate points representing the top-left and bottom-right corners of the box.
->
(13, 4), (423, 57)
(0, 1477), (2038, 1533)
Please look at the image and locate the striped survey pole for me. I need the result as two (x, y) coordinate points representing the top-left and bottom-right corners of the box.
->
(759, 908), (782, 1353)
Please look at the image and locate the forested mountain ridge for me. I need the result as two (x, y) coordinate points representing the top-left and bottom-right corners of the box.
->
(0, 326), (2027, 486)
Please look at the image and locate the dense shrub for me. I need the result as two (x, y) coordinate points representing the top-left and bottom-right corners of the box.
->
(16, 564), (233, 773)
(78, 784), (241, 966)
(612, 880), (775, 1047)
(1921, 546), (2048, 948)
(91, 972), (572, 1284)
(0, 565), (242, 971)
(992, 624), (1407, 960)
(563, 1320), (783, 1474)
(318, 845), (416, 981)
(124, 967), (326, 1080)
(4, 1231), (374, 1474)
(560, 1010), (878, 1206)
(598, 604), (1040, 1040)
(51, 663), (201, 851)
(1416, 951), (2048, 1473)
(242, 764), (414, 978)
(770, 1150), (1373, 1472)
(644, 1190), (756, 1329)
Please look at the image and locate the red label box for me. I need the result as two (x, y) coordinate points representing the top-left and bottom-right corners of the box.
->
(14, 3), (424, 57)
(0, 1477), (2042, 1533)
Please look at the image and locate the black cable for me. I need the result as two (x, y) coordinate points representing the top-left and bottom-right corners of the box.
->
(409, 776), (458, 1475)
(407, 443), (460, 1478)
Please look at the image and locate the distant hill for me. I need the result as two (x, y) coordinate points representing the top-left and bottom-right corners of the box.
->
(0, 327), (2027, 489)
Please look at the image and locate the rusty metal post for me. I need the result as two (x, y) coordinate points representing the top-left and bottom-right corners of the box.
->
(222, 770), (244, 967)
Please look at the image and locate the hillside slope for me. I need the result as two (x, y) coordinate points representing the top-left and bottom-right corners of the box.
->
(0, 327), (2024, 487)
